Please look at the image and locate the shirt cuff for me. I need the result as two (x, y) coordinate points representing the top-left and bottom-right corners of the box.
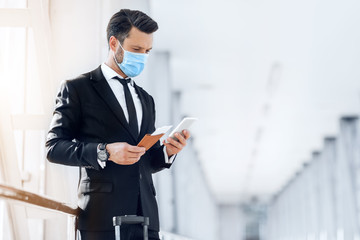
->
(163, 146), (176, 164)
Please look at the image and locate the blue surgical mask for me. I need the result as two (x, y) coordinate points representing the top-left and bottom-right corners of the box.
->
(114, 40), (149, 78)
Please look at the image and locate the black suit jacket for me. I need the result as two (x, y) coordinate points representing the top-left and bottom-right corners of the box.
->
(46, 66), (172, 231)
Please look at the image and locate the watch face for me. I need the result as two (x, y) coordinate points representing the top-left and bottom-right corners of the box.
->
(98, 150), (108, 161)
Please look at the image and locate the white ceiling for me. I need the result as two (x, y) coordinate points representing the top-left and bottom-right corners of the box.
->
(151, 0), (360, 203)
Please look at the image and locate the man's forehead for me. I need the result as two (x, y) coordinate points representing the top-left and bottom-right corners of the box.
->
(123, 27), (153, 47)
(124, 37), (153, 49)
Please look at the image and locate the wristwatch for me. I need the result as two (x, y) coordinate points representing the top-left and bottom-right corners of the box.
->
(97, 143), (109, 162)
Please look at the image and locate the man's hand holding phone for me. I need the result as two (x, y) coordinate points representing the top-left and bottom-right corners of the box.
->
(163, 129), (191, 157)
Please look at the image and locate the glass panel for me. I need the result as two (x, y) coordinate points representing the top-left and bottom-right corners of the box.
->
(28, 218), (44, 240)
(0, 26), (26, 180)
(0, 201), (14, 240)
(23, 130), (45, 192)
(0, 0), (27, 8)
(0, 27), (26, 114)
(0, 8), (47, 239)
(26, 27), (43, 115)
(0, 148), (3, 182)
(13, 130), (24, 176)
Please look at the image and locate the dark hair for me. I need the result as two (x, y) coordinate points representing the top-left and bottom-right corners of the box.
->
(106, 9), (158, 45)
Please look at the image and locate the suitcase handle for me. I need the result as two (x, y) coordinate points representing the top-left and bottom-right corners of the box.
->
(113, 215), (149, 240)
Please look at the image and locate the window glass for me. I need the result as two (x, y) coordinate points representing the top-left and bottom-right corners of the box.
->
(0, 0), (27, 8)
(0, 27), (26, 114)
(0, 4), (47, 240)
(26, 27), (43, 115)
(0, 201), (14, 240)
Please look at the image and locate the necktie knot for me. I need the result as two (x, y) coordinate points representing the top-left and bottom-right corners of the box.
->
(114, 76), (131, 86)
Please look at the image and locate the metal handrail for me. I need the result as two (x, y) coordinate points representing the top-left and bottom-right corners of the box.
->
(0, 183), (78, 216)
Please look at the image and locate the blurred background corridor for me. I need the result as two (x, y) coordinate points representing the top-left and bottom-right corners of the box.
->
(1, 0), (360, 239)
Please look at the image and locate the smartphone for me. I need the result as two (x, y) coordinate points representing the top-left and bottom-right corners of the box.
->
(169, 117), (198, 140)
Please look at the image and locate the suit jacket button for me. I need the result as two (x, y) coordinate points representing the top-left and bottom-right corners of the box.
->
(140, 173), (142, 179)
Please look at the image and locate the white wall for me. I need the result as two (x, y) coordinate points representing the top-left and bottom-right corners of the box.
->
(219, 205), (245, 240)
(264, 117), (360, 240)
(148, 50), (220, 239)
(170, 141), (220, 240)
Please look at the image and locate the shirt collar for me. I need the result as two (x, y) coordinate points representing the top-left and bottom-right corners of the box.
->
(101, 63), (134, 86)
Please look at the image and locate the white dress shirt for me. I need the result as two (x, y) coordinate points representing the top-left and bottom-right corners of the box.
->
(97, 63), (175, 168)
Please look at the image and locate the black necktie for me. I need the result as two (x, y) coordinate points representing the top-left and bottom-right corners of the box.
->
(114, 76), (139, 137)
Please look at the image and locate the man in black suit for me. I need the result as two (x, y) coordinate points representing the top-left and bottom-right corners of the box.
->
(46, 9), (190, 240)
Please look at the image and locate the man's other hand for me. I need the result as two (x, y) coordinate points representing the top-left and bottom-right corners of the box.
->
(106, 143), (146, 165)
(163, 130), (191, 157)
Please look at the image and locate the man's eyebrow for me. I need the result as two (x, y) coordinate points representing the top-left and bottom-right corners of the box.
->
(131, 45), (152, 50)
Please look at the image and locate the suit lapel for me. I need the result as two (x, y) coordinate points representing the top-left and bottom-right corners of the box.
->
(134, 83), (152, 142)
(89, 66), (137, 142)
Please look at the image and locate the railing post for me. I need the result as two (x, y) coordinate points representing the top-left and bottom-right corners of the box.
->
(67, 215), (76, 240)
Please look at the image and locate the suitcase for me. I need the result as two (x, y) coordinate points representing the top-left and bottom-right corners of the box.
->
(113, 215), (150, 240)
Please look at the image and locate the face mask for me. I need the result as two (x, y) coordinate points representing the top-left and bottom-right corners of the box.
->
(114, 40), (149, 77)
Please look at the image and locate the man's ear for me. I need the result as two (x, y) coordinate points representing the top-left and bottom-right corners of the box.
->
(109, 36), (118, 52)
